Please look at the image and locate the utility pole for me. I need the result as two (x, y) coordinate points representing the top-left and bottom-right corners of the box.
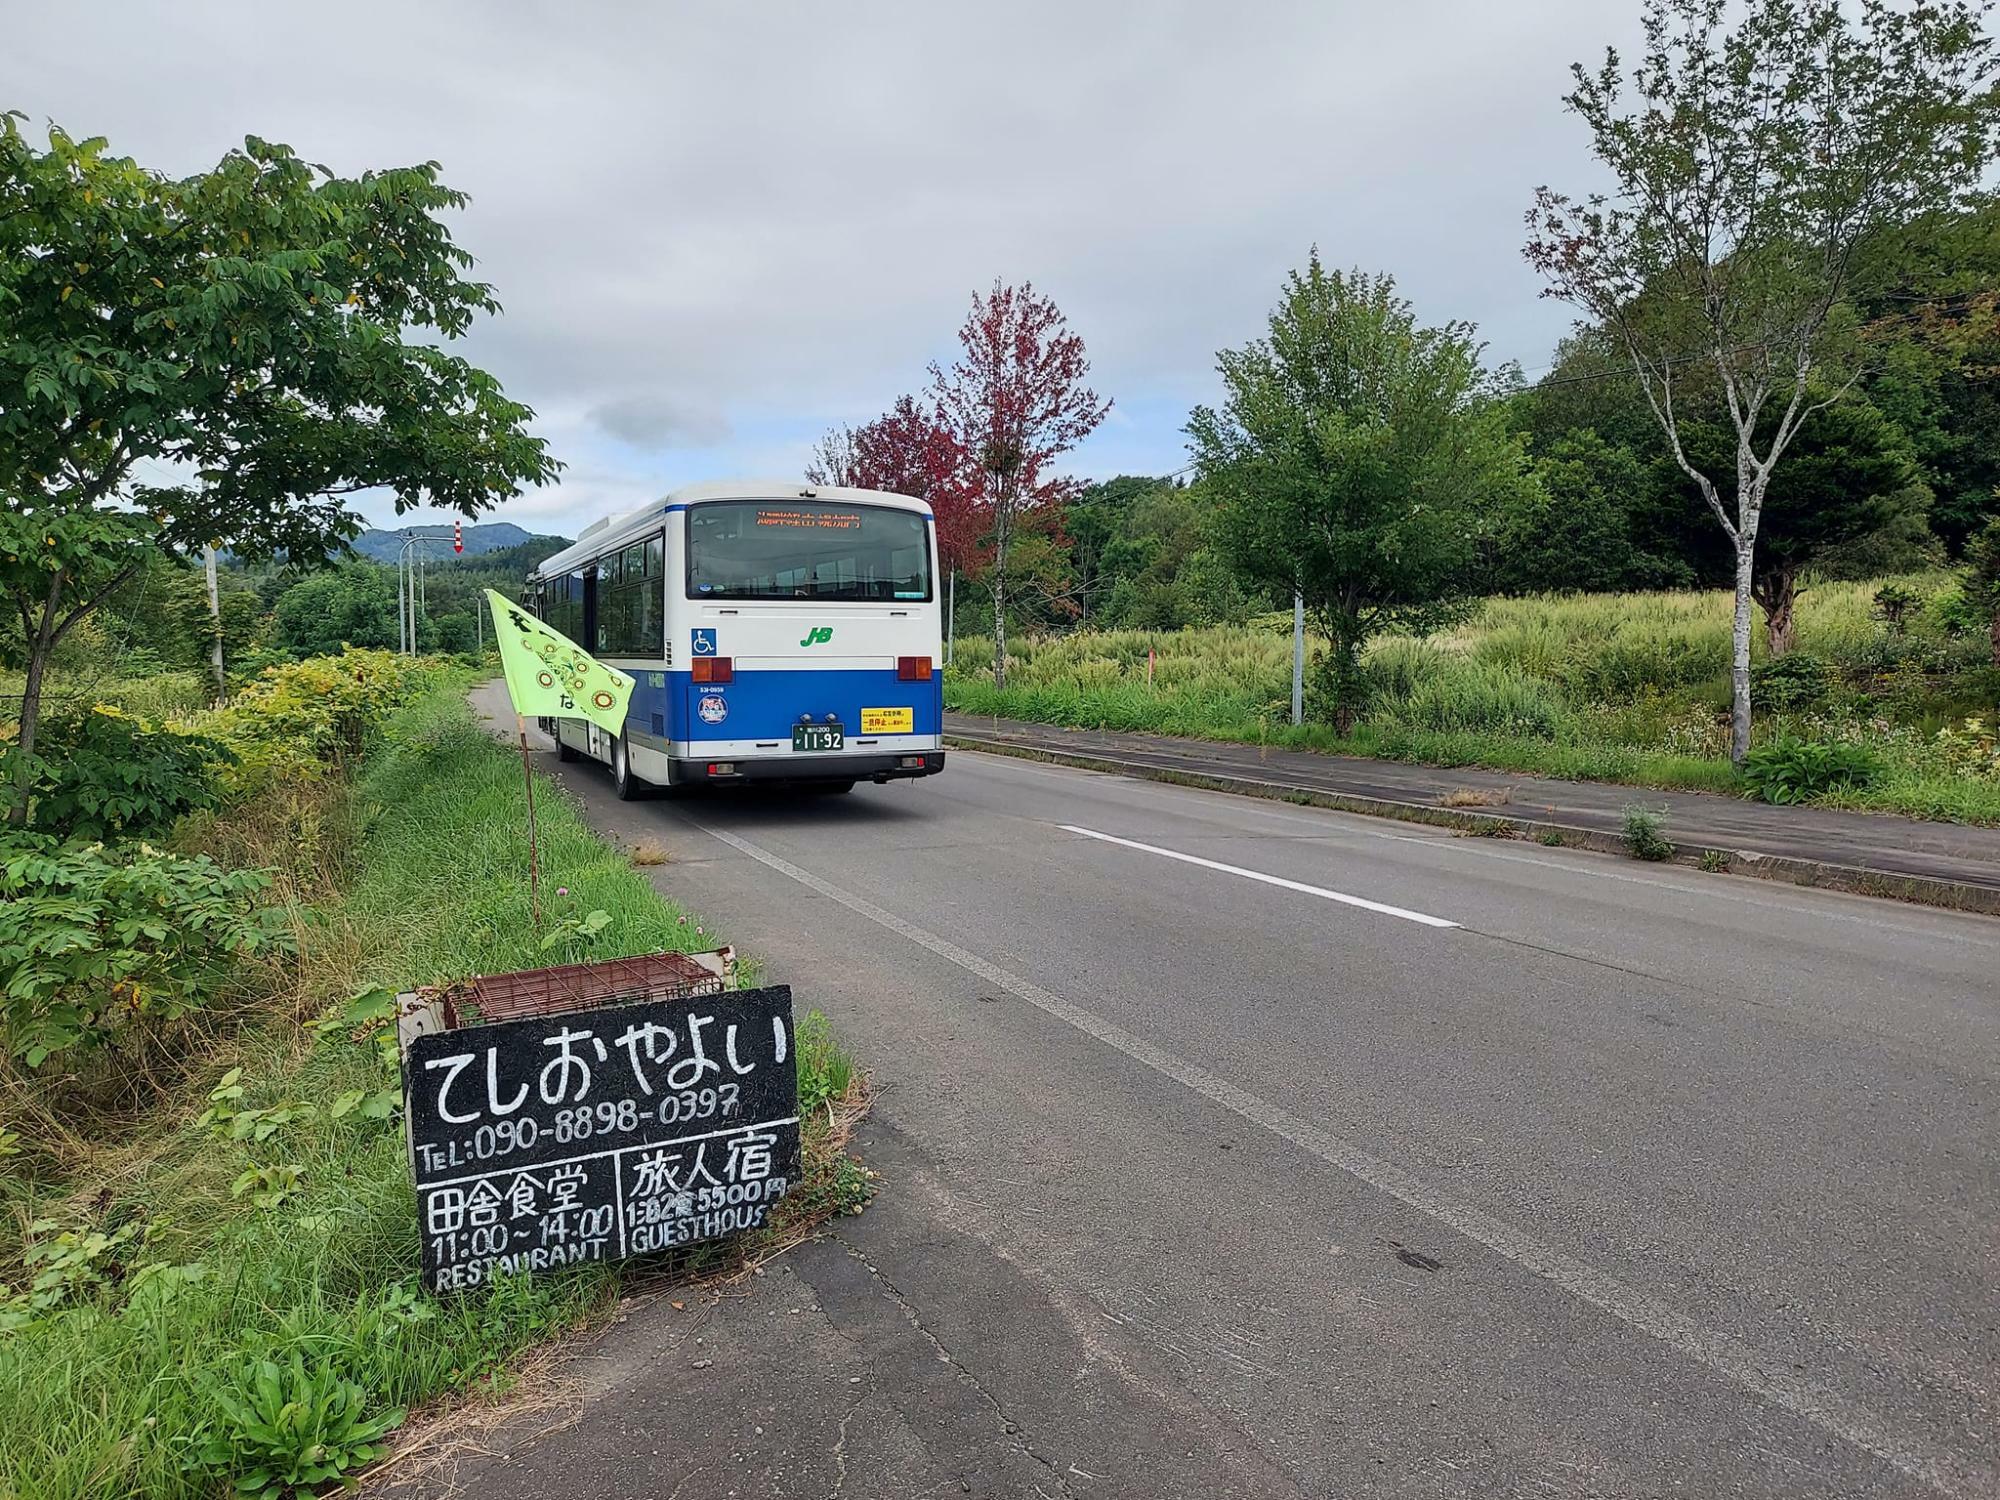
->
(1291, 592), (1305, 727)
(396, 532), (456, 656)
(203, 544), (225, 698)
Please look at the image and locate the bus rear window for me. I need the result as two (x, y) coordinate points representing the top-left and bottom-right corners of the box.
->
(686, 499), (932, 602)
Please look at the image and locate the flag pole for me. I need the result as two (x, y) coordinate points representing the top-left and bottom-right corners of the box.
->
(515, 712), (542, 928)
(484, 585), (628, 936)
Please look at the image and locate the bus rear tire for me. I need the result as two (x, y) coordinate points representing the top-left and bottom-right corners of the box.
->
(612, 738), (645, 800)
(557, 733), (580, 763)
(815, 780), (856, 795)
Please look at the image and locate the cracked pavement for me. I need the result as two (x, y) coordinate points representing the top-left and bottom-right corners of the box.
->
(375, 1117), (1292, 1499)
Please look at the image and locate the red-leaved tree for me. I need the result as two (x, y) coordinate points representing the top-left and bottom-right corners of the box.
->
(807, 397), (987, 629)
(851, 395), (987, 579)
(929, 280), (1109, 688)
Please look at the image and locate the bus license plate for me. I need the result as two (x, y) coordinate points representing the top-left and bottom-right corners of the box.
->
(793, 723), (844, 753)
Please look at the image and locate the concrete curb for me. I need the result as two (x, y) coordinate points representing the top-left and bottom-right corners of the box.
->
(946, 731), (2000, 919)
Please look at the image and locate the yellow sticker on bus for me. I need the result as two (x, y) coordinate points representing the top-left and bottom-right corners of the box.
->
(860, 707), (914, 734)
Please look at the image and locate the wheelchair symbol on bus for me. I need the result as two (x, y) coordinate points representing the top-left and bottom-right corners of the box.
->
(691, 628), (717, 657)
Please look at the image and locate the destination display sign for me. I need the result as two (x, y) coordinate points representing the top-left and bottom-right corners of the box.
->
(404, 985), (800, 1291)
(753, 507), (863, 531)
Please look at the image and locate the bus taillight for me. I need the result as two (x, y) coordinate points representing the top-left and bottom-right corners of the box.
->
(692, 656), (734, 684)
(897, 656), (933, 681)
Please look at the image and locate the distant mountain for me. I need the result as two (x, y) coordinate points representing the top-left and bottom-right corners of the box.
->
(348, 522), (564, 562)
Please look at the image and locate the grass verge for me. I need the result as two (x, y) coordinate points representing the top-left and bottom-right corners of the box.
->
(946, 678), (2000, 823)
(947, 677), (1747, 792)
(943, 576), (2000, 823)
(0, 685), (870, 1500)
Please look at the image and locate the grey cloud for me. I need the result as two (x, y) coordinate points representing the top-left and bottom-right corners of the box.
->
(587, 394), (732, 450)
(10, 1), (1643, 529)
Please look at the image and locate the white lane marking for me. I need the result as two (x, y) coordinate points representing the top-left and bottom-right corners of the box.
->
(690, 816), (1978, 1498)
(968, 751), (2000, 950)
(1058, 823), (1460, 929)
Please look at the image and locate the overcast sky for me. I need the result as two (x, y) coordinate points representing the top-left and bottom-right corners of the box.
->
(11, 1), (1636, 536)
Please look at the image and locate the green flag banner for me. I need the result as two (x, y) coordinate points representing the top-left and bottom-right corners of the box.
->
(483, 589), (634, 737)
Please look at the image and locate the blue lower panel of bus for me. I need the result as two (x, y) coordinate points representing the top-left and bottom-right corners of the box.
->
(626, 668), (942, 743)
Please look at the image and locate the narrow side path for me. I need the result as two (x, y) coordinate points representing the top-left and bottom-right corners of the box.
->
(945, 711), (2000, 910)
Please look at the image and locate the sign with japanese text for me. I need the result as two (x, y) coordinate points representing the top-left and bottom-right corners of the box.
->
(404, 985), (800, 1292)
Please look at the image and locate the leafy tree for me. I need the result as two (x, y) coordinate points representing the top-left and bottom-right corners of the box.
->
(2, 551), (264, 676)
(929, 281), (1109, 687)
(1080, 482), (1253, 629)
(272, 565), (401, 656)
(1498, 431), (1675, 594)
(1965, 515), (2000, 667)
(1064, 475), (1162, 624)
(1685, 397), (1927, 655)
(1188, 257), (1531, 732)
(429, 610), (479, 655)
(1515, 329), (1669, 459)
(1852, 196), (2000, 555)
(1526, 0), (1997, 760)
(95, 557), (265, 674)
(0, 117), (557, 822)
(808, 394), (986, 630)
(1513, 335), (1729, 588)
(466, 536), (571, 577)
(850, 395), (984, 577)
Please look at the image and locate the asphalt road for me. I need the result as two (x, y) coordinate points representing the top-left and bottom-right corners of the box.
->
(406, 693), (2000, 1499)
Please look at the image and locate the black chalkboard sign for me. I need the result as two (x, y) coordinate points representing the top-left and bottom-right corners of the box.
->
(404, 984), (800, 1291)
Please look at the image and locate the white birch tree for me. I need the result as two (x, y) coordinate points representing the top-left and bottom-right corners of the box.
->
(1526, 0), (1995, 760)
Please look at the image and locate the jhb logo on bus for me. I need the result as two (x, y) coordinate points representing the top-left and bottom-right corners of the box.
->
(799, 626), (833, 648)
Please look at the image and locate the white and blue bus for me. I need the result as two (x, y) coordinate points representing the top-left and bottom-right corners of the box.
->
(526, 480), (946, 797)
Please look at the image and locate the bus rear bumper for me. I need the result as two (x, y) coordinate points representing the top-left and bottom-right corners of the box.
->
(673, 751), (945, 786)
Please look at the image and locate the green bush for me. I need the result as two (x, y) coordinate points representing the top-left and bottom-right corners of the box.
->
(1945, 667), (2000, 714)
(1741, 736), (1886, 804)
(1, 705), (229, 841)
(1750, 654), (1836, 713)
(1622, 806), (1674, 861)
(1932, 586), (1986, 638)
(1873, 582), (1924, 634)
(190, 1352), (405, 1500)
(202, 649), (445, 791)
(0, 838), (293, 1066)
